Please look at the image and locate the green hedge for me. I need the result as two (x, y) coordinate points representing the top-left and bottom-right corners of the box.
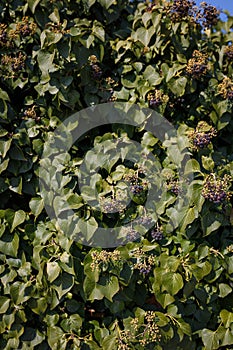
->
(0, 0), (233, 349)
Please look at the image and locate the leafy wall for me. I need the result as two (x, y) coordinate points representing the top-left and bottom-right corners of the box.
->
(0, 0), (233, 349)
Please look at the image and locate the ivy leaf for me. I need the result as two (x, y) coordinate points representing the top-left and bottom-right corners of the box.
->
(0, 233), (19, 257)
(134, 27), (154, 47)
(168, 76), (187, 96)
(77, 217), (98, 242)
(47, 261), (61, 283)
(0, 139), (12, 159)
(0, 296), (10, 314)
(201, 329), (220, 350)
(27, 0), (41, 13)
(52, 272), (74, 299)
(102, 334), (117, 349)
(201, 211), (223, 236)
(29, 197), (44, 218)
(221, 328), (233, 346)
(48, 326), (67, 350)
(11, 210), (26, 232)
(191, 261), (212, 281)
(219, 283), (232, 298)
(96, 275), (119, 301)
(162, 272), (183, 295)
(98, 0), (115, 9)
(220, 309), (233, 328)
(83, 276), (102, 301)
(155, 292), (175, 308)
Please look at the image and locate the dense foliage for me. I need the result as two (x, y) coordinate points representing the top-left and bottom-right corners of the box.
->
(0, 0), (233, 348)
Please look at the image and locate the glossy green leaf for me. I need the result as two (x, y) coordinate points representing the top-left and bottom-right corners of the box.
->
(47, 261), (61, 283)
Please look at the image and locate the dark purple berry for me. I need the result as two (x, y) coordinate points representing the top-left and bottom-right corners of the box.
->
(130, 184), (144, 195)
(151, 228), (163, 241)
(140, 266), (151, 275)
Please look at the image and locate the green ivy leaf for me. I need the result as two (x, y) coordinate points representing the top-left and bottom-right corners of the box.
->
(191, 261), (212, 281)
(27, 0), (41, 13)
(29, 197), (44, 218)
(201, 329), (220, 350)
(11, 210), (26, 232)
(96, 275), (119, 302)
(0, 233), (19, 257)
(52, 272), (74, 299)
(162, 272), (183, 295)
(0, 296), (10, 314)
(220, 309), (233, 328)
(201, 213), (222, 236)
(48, 326), (67, 350)
(168, 76), (187, 96)
(47, 261), (61, 283)
(219, 283), (232, 298)
(98, 0), (115, 9)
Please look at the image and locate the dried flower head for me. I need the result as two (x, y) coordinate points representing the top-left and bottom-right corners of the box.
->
(147, 89), (169, 108)
(90, 249), (120, 271)
(218, 77), (233, 100)
(186, 50), (208, 79)
(15, 17), (37, 37)
(89, 55), (98, 64)
(23, 106), (40, 121)
(224, 45), (233, 60)
(200, 2), (220, 28)
(169, 0), (197, 22)
(117, 311), (161, 348)
(1, 52), (26, 78)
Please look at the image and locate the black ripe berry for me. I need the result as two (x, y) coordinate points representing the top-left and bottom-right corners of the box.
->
(151, 228), (163, 241)
(130, 184), (144, 195)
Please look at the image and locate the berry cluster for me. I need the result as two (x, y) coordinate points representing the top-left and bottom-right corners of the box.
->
(169, 0), (196, 22)
(224, 45), (233, 60)
(123, 170), (139, 184)
(15, 17), (37, 37)
(186, 50), (208, 79)
(100, 197), (125, 213)
(130, 184), (144, 195)
(120, 226), (139, 242)
(138, 263), (152, 275)
(202, 173), (232, 204)
(91, 64), (102, 80)
(89, 55), (102, 80)
(167, 179), (180, 195)
(188, 121), (217, 150)
(200, 2), (220, 28)
(136, 215), (152, 226)
(147, 89), (169, 108)
(1, 52), (26, 78)
(90, 249), (120, 271)
(151, 227), (163, 241)
(132, 247), (155, 275)
(218, 77), (233, 101)
(124, 168), (147, 197)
